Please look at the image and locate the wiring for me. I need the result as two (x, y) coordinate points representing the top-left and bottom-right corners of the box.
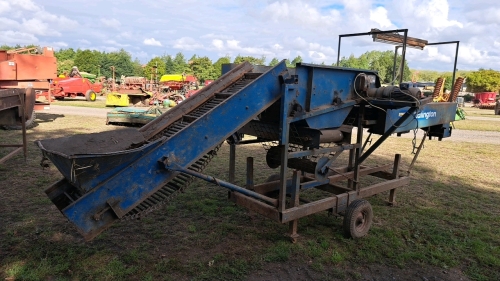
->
(353, 72), (423, 154)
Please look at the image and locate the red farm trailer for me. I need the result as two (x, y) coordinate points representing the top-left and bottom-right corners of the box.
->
(49, 77), (103, 101)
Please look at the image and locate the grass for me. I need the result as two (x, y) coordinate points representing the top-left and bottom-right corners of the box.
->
(1, 113), (499, 280)
(453, 119), (500, 131)
(461, 106), (500, 118)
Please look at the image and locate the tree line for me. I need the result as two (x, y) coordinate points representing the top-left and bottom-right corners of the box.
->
(54, 48), (308, 83)
(2, 44), (499, 92)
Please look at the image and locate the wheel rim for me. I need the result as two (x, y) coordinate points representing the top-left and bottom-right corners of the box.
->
(354, 210), (369, 233)
(91, 93), (96, 101)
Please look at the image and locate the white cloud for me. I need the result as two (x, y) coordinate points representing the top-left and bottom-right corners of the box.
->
(260, 1), (341, 33)
(272, 44), (283, 51)
(201, 33), (232, 40)
(226, 39), (239, 49)
(0, 17), (19, 29)
(212, 39), (224, 50)
(100, 18), (121, 29)
(1, 30), (38, 44)
(172, 37), (203, 50)
(104, 39), (129, 47)
(370, 6), (392, 28)
(22, 18), (60, 36)
(50, 41), (68, 48)
(0, 1), (11, 14)
(118, 32), (133, 39)
(12, 0), (38, 11)
(143, 38), (162, 46)
(76, 39), (91, 45)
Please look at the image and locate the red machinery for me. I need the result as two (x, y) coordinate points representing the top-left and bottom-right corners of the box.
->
(49, 77), (103, 101)
(474, 92), (497, 109)
(153, 74), (199, 104)
(0, 46), (57, 111)
(0, 46), (56, 131)
(0, 46), (56, 163)
(41, 67), (103, 102)
(159, 74), (197, 91)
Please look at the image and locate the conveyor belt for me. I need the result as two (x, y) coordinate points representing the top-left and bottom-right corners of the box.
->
(36, 61), (288, 240)
(123, 74), (261, 219)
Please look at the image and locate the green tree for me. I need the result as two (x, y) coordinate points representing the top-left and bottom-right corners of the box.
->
(172, 52), (190, 74)
(132, 58), (144, 77)
(57, 59), (74, 75)
(144, 57), (166, 81)
(233, 55), (266, 65)
(163, 55), (175, 74)
(290, 55), (303, 67)
(337, 51), (410, 83)
(98, 49), (134, 79)
(268, 58), (279, 66)
(466, 69), (500, 92)
(415, 70), (440, 82)
(213, 56), (231, 77)
(188, 54), (197, 63)
(55, 48), (77, 75)
(74, 49), (102, 75)
(338, 54), (366, 68)
(189, 56), (216, 82)
(55, 48), (76, 62)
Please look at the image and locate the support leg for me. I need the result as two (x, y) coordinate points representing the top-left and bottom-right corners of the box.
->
(388, 154), (401, 206)
(229, 144), (236, 184)
(246, 157), (254, 190)
(288, 170), (300, 243)
(353, 105), (364, 193)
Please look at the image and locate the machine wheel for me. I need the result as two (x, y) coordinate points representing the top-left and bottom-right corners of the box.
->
(85, 90), (97, 102)
(342, 199), (373, 239)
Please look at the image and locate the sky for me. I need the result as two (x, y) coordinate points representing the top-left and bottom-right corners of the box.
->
(1, 0), (499, 72)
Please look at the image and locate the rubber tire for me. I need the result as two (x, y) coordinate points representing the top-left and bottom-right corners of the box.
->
(3, 110), (36, 130)
(85, 90), (97, 102)
(342, 199), (373, 239)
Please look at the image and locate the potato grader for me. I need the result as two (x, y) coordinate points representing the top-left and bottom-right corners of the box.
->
(36, 60), (458, 241)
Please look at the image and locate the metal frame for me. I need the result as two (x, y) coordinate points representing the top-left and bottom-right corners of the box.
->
(336, 29), (409, 84)
(0, 89), (28, 164)
(337, 29), (460, 93)
(219, 98), (413, 240)
(426, 41), (460, 92)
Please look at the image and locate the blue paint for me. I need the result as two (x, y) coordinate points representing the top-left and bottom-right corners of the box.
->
(54, 61), (288, 237)
(385, 102), (458, 133)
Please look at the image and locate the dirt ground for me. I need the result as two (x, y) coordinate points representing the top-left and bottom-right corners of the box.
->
(247, 262), (470, 281)
(1, 106), (494, 280)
